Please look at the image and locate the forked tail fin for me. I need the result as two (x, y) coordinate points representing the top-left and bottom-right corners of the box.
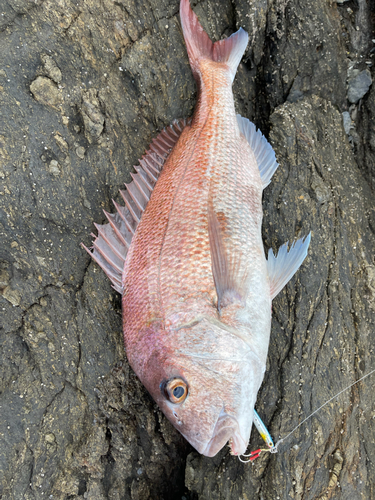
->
(180, 0), (248, 81)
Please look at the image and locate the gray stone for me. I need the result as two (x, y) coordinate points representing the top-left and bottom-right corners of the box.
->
(348, 69), (372, 103)
(342, 111), (353, 134)
(76, 146), (86, 159)
(48, 160), (60, 176)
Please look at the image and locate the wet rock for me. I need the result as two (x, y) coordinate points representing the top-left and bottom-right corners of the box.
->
(259, 0), (347, 118)
(81, 89), (105, 143)
(342, 111), (353, 134)
(54, 134), (69, 153)
(48, 159), (61, 176)
(2, 287), (21, 306)
(76, 146), (86, 159)
(235, 0), (266, 64)
(0, 264), (10, 289)
(41, 54), (62, 84)
(30, 76), (62, 108)
(348, 69), (372, 103)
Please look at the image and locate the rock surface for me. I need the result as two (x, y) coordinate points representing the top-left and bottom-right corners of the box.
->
(0, 1), (374, 499)
(347, 69), (372, 104)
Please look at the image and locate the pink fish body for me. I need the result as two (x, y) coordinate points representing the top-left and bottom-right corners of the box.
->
(83, 0), (310, 457)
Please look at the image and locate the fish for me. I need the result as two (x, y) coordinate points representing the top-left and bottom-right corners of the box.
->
(82, 0), (311, 458)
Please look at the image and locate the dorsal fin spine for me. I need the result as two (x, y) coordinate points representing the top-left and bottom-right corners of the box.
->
(135, 166), (154, 191)
(112, 200), (135, 235)
(92, 239), (123, 274)
(81, 118), (190, 293)
(125, 182), (146, 212)
(120, 189), (141, 223)
(131, 173), (150, 202)
(102, 212), (130, 250)
(94, 223), (127, 258)
(142, 156), (160, 176)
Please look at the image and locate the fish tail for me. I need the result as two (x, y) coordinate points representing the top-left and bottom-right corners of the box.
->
(180, 0), (248, 82)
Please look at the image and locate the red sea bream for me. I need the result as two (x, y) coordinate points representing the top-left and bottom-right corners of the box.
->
(82, 0), (310, 457)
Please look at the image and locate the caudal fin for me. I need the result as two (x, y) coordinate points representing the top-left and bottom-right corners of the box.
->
(180, 0), (248, 81)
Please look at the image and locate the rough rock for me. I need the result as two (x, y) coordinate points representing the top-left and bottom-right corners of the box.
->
(30, 76), (63, 108)
(1, 1), (375, 499)
(81, 89), (105, 144)
(342, 111), (353, 135)
(348, 69), (372, 104)
(41, 55), (62, 84)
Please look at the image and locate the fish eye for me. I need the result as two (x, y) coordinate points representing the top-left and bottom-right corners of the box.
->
(162, 378), (188, 404)
(173, 386), (184, 398)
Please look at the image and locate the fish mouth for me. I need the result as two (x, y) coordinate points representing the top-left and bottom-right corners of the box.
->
(201, 410), (247, 458)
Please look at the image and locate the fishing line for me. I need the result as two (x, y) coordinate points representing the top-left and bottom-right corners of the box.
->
(240, 367), (375, 462)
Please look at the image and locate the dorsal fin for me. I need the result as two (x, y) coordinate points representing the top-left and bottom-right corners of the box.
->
(236, 114), (278, 189)
(81, 118), (190, 293)
(207, 201), (247, 312)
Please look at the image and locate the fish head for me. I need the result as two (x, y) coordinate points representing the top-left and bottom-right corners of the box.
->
(131, 318), (265, 457)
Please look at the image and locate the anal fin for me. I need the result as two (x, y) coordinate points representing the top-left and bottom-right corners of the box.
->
(267, 233), (311, 300)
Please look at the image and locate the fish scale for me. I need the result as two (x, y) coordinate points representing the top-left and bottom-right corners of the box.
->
(158, 106), (252, 320)
(82, 0), (311, 457)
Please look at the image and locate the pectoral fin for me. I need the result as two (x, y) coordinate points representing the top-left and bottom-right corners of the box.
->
(207, 203), (247, 311)
(267, 233), (311, 300)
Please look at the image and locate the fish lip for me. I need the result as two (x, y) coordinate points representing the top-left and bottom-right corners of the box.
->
(201, 410), (247, 458)
(227, 432), (248, 456)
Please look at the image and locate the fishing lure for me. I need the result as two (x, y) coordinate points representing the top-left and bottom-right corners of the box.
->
(241, 368), (375, 463)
